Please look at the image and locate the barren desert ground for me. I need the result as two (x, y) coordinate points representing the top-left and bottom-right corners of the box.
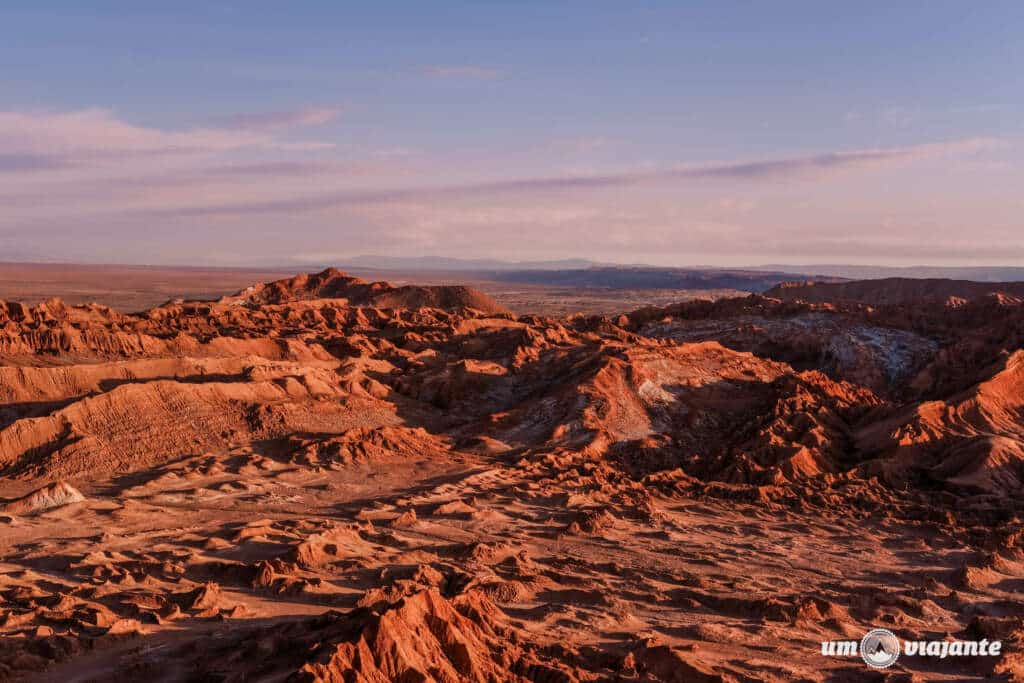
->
(2, 267), (1024, 682)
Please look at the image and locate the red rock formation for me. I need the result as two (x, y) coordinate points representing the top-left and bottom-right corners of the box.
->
(1, 269), (1023, 682)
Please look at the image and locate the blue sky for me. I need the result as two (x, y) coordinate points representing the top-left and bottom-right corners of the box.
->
(1, 2), (1022, 266)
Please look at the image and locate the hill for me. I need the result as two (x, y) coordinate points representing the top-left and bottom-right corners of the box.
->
(766, 277), (1024, 305)
(219, 267), (508, 314)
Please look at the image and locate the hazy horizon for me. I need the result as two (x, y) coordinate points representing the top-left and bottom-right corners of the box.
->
(8, 256), (1024, 284)
(3, 2), (1022, 267)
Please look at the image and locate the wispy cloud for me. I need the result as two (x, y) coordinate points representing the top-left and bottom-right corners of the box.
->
(422, 65), (499, 79)
(0, 108), (335, 173)
(0, 153), (73, 172)
(882, 106), (916, 128)
(0, 102), (1011, 269)
(0, 109), (262, 158)
(217, 106), (341, 131)
(147, 138), (999, 217)
(200, 161), (338, 177)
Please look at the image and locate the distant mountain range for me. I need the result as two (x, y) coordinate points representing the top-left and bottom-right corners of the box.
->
(484, 266), (841, 293)
(334, 257), (838, 293)
(335, 255), (1024, 284)
(335, 255), (598, 271)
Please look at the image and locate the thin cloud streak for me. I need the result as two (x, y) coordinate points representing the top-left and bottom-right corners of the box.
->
(150, 138), (999, 218)
(200, 161), (339, 177)
(0, 153), (75, 172)
(0, 108), (336, 173)
(217, 106), (341, 131)
(422, 65), (500, 79)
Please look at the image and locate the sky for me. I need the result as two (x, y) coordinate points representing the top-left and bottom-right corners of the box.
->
(1, 1), (1022, 268)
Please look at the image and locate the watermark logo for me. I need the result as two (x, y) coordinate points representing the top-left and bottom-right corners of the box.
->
(822, 629), (1003, 670)
(860, 629), (900, 669)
